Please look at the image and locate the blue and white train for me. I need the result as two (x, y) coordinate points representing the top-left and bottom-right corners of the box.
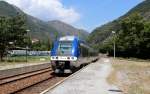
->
(50, 36), (98, 73)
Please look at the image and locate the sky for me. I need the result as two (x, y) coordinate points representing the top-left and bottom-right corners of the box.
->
(5, 0), (143, 32)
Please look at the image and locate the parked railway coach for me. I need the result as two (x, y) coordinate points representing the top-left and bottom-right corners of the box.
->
(50, 36), (98, 73)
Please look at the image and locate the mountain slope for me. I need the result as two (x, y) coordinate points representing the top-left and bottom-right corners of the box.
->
(0, 1), (58, 40)
(48, 20), (89, 39)
(89, 0), (150, 44)
(0, 1), (88, 41)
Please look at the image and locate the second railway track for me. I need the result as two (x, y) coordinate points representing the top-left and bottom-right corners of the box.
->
(0, 64), (55, 94)
(0, 57), (99, 94)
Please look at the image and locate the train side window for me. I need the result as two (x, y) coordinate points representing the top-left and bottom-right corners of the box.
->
(78, 43), (81, 56)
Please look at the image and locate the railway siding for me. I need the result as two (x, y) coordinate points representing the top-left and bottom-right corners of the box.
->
(42, 58), (121, 94)
(0, 63), (52, 94)
(0, 57), (99, 94)
(0, 63), (51, 79)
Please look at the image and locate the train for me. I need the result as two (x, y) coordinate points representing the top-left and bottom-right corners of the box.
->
(50, 36), (98, 73)
(8, 50), (50, 56)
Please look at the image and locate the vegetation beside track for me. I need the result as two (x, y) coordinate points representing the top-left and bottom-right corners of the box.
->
(0, 56), (50, 64)
(88, 0), (150, 59)
(107, 58), (150, 94)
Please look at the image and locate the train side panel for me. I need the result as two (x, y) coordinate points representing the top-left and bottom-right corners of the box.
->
(50, 36), (98, 74)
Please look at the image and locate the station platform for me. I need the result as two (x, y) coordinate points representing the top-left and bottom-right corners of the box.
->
(42, 58), (122, 94)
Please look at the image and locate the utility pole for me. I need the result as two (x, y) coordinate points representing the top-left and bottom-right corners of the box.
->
(26, 29), (30, 62)
(112, 31), (116, 58)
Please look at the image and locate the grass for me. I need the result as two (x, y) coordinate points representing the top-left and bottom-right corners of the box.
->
(0, 56), (50, 63)
(0, 56), (51, 69)
(107, 58), (150, 94)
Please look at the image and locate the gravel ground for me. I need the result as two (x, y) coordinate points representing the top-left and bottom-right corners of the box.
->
(15, 76), (66, 94)
(0, 57), (98, 94)
(0, 70), (53, 94)
(45, 58), (121, 94)
(0, 62), (48, 70)
(109, 58), (150, 94)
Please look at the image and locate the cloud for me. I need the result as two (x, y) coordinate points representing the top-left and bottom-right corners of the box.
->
(5, 0), (80, 24)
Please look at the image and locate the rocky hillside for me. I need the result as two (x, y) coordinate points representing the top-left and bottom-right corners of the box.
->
(0, 1), (88, 41)
(48, 20), (88, 40)
(89, 0), (150, 44)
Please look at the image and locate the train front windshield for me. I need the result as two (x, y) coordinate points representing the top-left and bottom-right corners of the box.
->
(57, 41), (72, 56)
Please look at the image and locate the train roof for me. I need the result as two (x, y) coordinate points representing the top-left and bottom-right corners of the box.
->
(59, 36), (78, 41)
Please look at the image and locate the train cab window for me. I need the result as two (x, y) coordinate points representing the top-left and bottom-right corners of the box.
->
(58, 41), (72, 55)
(78, 43), (81, 56)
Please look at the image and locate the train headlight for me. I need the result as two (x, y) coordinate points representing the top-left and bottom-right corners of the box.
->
(74, 57), (77, 61)
(71, 57), (74, 60)
(51, 56), (55, 60)
(67, 57), (70, 59)
(71, 57), (77, 61)
(52, 57), (55, 59)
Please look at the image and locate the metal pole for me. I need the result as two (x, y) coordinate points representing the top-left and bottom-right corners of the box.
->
(26, 47), (27, 62)
(114, 38), (115, 58)
(112, 31), (116, 58)
(26, 29), (30, 62)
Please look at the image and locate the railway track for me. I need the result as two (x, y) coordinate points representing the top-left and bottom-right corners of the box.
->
(15, 76), (66, 94)
(0, 57), (99, 94)
(40, 60), (95, 94)
(0, 65), (88, 94)
(0, 67), (54, 94)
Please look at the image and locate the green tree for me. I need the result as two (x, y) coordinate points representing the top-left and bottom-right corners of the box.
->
(0, 15), (27, 61)
(117, 13), (144, 55)
(32, 40), (42, 51)
(0, 17), (10, 61)
(99, 13), (150, 58)
(115, 13), (150, 58)
(10, 15), (27, 47)
(24, 36), (32, 49)
(46, 38), (52, 51)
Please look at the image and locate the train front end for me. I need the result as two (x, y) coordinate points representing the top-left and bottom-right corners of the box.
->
(50, 36), (80, 74)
